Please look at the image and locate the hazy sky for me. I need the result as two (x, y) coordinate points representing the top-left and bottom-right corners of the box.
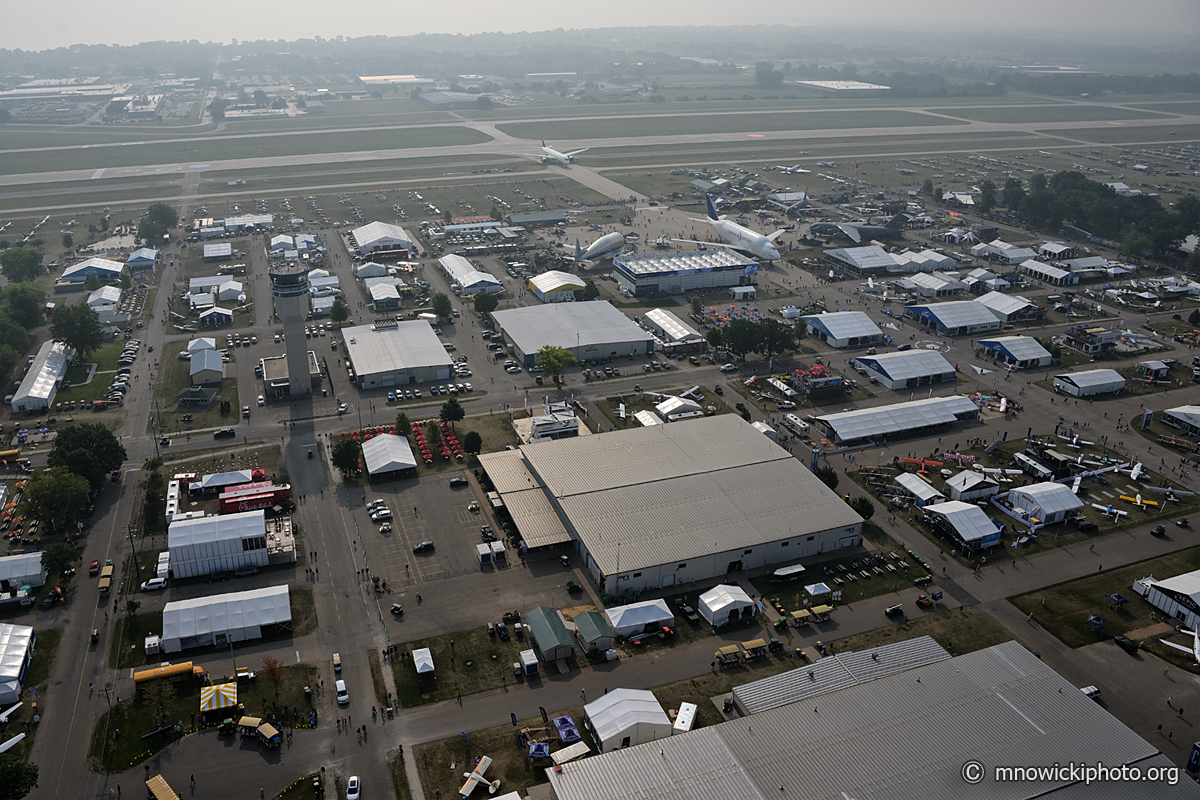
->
(3, 0), (1198, 51)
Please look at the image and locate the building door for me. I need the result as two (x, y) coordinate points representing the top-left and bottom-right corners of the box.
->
(726, 560), (743, 574)
(662, 574), (675, 587)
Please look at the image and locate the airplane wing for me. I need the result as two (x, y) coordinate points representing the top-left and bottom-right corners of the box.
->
(513, 152), (547, 160)
(766, 229), (787, 242)
(562, 148), (589, 157)
(837, 224), (863, 243)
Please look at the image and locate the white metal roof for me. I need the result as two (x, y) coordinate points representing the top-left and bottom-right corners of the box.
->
(62, 257), (123, 280)
(1164, 406), (1200, 429)
(816, 396), (977, 441)
(855, 350), (953, 382)
(361, 434), (417, 474)
(87, 285), (121, 306)
(1011, 482), (1084, 517)
(12, 339), (71, 408)
(342, 321), (453, 376)
(909, 272), (954, 291)
(187, 337), (217, 352)
(203, 243), (232, 259)
(1151, 570), (1200, 602)
(169, 509), (264, 547)
(632, 410), (663, 426)
(0, 622), (34, 687)
(0, 552), (43, 584)
(352, 220), (411, 249)
(826, 245), (894, 271)
(976, 335), (1051, 362)
(923, 501), (999, 544)
(438, 253), (501, 290)
(614, 248), (753, 276)
(643, 308), (704, 344)
(529, 270), (585, 293)
(655, 396), (702, 417)
(801, 311), (882, 342)
(976, 291), (1035, 319)
(584, 688), (670, 744)
(162, 585), (290, 643)
(894, 473), (945, 503)
(906, 301), (1000, 329)
(368, 282), (400, 302)
(1056, 369), (1124, 391)
(1022, 259), (1072, 280)
(493, 301), (650, 356)
(189, 348), (223, 376)
(945, 470), (997, 492)
(699, 584), (753, 617)
(604, 599), (673, 636)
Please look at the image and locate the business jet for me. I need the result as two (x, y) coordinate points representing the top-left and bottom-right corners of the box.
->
(676, 196), (784, 261)
(515, 138), (589, 166)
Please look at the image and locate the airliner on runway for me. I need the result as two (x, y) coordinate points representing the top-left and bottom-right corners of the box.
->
(515, 138), (589, 166)
(676, 195), (784, 261)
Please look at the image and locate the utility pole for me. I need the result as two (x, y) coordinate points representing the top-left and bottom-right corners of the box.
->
(128, 527), (141, 581)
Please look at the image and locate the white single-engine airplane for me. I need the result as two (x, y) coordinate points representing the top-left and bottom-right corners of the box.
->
(676, 196), (785, 261)
(460, 755), (502, 797)
(1159, 628), (1200, 666)
(516, 138), (589, 166)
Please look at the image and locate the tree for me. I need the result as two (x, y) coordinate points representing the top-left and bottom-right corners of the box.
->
(473, 292), (499, 315)
(1189, 309), (1200, 325)
(50, 303), (104, 360)
(431, 292), (453, 322)
(0, 248), (43, 284)
(142, 677), (177, 720)
(0, 315), (29, 353)
(61, 233), (73, 251)
(722, 318), (761, 361)
(1121, 230), (1152, 259)
(208, 98), (228, 120)
(442, 209), (452, 224)
(690, 296), (702, 316)
(18, 466), (90, 530)
(576, 281), (600, 302)
(330, 436), (361, 476)
(757, 318), (796, 360)
(137, 202), (178, 244)
(1030, 172), (1048, 192)
(51, 448), (106, 493)
(3, 283), (46, 329)
(122, 598), (141, 618)
(329, 298), (350, 326)
(848, 496), (875, 520)
(793, 318), (807, 341)
(535, 345), (576, 382)
(440, 396), (465, 425)
(252, 89), (268, 107)
(261, 655), (286, 702)
(705, 327), (724, 350)
(119, 271), (132, 290)
(61, 425), (122, 487)
(475, 95), (493, 110)
(814, 465), (839, 492)
(462, 430), (482, 454)
(40, 542), (78, 578)
(755, 69), (784, 89)
(0, 344), (19, 384)
(977, 180), (996, 213)
(0, 752), (39, 800)
(1003, 177), (1025, 210)
(424, 420), (442, 446)
(84, 275), (101, 292)
(219, 400), (231, 416)
(921, 178), (934, 196)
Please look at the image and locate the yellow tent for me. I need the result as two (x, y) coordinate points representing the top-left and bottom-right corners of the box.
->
(200, 682), (238, 712)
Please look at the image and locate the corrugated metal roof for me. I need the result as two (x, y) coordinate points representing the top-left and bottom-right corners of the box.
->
(801, 311), (882, 342)
(644, 308), (704, 344)
(497, 486), (571, 548)
(1056, 369), (1124, 390)
(477, 450), (540, 494)
(573, 611), (612, 644)
(492, 301), (650, 355)
(1151, 569), (1200, 600)
(549, 641), (1188, 800)
(856, 350), (954, 382)
(827, 245), (894, 270)
(733, 636), (950, 715)
(816, 396), (977, 442)
(977, 291), (1035, 319)
(976, 336), (1051, 362)
(895, 472), (946, 503)
(342, 322), (452, 377)
(1011, 482), (1084, 517)
(525, 606), (574, 652)
(924, 500), (1000, 544)
(946, 470), (997, 491)
(906, 300), (1001, 329)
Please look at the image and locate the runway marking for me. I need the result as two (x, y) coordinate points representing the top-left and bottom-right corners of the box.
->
(90, 168), (105, 179)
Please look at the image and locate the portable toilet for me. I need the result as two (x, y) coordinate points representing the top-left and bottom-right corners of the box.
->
(520, 649), (539, 676)
(476, 543), (492, 566)
(490, 540), (507, 562)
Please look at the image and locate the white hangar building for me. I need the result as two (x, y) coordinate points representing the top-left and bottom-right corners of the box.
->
(350, 221), (412, 256)
(1053, 369), (1124, 397)
(342, 321), (455, 389)
(852, 350), (955, 390)
(478, 415), (863, 597)
(167, 509), (271, 579)
(611, 249), (756, 297)
(801, 311), (883, 349)
(975, 336), (1053, 370)
(491, 301), (653, 369)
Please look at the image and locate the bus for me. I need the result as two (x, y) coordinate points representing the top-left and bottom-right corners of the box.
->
(134, 662), (207, 692)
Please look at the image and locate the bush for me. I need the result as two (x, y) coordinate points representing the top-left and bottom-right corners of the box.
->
(814, 466), (839, 492)
(848, 496), (875, 520)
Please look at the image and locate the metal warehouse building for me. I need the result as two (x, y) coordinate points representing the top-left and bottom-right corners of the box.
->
(853, 350), (955, 390)
(491, 301), (653, 368)
(546, 641), (1197, 800)
(975, 336), (1053, 369)
(478, 415), (862, 597)
(802, 311), (883, 349)
(437, 254), (502, 294)
(976, 291), (1041, 323)
(611, 249), (756, 297)
(342, 321), (455, 388)
(814, 396), (979, 445)
(904, 301), (1001, 336)
(350, 221), (412, 257)
(824, 245), (896, 276)
(167, 510), (271, 579)
(641, 308), (705, 350)
(1053, 368), (1124, 397)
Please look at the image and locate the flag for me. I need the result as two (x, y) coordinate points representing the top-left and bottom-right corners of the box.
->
(511, 713), (518, 726)
(539, 706), (548, 723)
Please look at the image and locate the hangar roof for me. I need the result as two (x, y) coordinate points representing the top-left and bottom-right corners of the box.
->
(492, 301), (650, 355)
(801, 311), (882, 342)
(826, 245), (894, 271)
(816, 396), (977, 442)
(855, 350), (953, 382)
(906, 300), (1000, 329)
(342, 321), (453, 377)
(976, 336), (1051, 362)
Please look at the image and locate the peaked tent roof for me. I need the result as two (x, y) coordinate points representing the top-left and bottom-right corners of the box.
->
(604, 599), (674, 636)
(583, 688), (670, 744)
(361, 434), (417, 475)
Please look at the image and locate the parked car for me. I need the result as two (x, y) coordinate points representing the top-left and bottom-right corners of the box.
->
(336, 680), (349, 705)
(719, 363), (739, 372)
(140, 578), (167, 592)
(412, 540), (435, 553)
(1114, 636), (1140, 654)
(449, 477), (468, 488)
(89, 560), (100, 576)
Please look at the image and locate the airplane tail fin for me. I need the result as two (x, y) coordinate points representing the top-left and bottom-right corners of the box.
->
(886, 213), (910, 228)
(705, 195), (720, 221)
(574, 239), (583, 261)
(541, 137), (547, 148)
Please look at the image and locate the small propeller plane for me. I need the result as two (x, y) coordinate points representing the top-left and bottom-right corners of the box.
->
(903, 457), (942, 475)
(0, 702), (24, 753)
(1145, 485), (1196, 502)
(460, 756), (502, 797)
(1090, 502), (1128, 517)
(1056, 433), (1096, 448)
(1159, 628), (1200, 666)
(1118, 493), (1158, 509)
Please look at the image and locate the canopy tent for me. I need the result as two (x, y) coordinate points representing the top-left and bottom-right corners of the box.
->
(804, 582), (832, 598)
(584, 688), (672, 752)
(0, 552), (46, 589)
(698, 584), (753, 628)
(0, 623), (34, 705)
(200, 682), (238, 712)
(604, 599), (674, 637)
(413, 647), (434, 674)
(361, 434), (418, 476)
(160, 585), (291, 653)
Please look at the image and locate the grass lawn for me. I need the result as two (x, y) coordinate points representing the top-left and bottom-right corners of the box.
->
(273, 773), (325, 800)
(2, 629), (60, 761)
(592, 387), (734, 432)
(1010, 546), (1200, 648)
(928, 105), (1168, 124)
(160, 443), (287, 486)
(88, 662), (318, 772)
(392, 624), (529, 707)
(828, 605), (1014, 658)
(368, 650), (388, 707)
(153, 348), (241, 431)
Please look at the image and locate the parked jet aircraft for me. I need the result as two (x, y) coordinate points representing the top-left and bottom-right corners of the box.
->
(676, 196), (784, 261)
(564, 231), (625, 263)
(516, 138), (589, 165)
(809, 213), (909, 244)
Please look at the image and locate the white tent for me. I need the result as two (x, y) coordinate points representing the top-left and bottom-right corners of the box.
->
(361, 434), (417, 476)
(160, 585), (291, 653)
(604, 599), (674, 637)
(187, 337), (217, 353)
(0, 623), (34, 705)
(413, 647), (434, 674)
(698, 584), (753, 627)
(805, 582), (832, 598)
(584, 688), (672, 751)
(0, 552), (46, 589)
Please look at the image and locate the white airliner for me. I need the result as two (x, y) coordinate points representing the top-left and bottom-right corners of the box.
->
(516, 138), (589, 166)
(565, 231), (625, 263)
(676, 196), (784, 261)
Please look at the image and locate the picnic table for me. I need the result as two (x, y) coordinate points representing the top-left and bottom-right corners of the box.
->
(874, 566), (885, 575)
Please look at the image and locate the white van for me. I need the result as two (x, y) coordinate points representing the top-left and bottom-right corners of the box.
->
(782, 413), (810, 436)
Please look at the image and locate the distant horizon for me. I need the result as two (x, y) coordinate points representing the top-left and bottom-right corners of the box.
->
(3, 0), (1198, 54)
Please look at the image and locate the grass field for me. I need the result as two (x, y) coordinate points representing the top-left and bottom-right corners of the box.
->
(1011, 546), (1200, 649)
(928, 105), (1170, 124)
(498, 110), (965, 142)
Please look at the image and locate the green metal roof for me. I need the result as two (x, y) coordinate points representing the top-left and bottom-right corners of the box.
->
(573, 611), (613, 645)
(525, 606), (574, 652)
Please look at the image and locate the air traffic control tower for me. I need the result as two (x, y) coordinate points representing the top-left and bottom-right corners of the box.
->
(269, 263), (312, 397)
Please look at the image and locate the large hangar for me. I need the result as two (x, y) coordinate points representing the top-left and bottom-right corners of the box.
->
(814, 396), (979, 445)
(975, 336), (1053, 369)
(491, 301), (653, 368)
(479, 415), (862, 597)
(853, 350), (955, 390)
(342, 321), (455, 388)
(904, 301), (1001, 336)
(611, 249), (756, 297)
(802, 311), (883, 349)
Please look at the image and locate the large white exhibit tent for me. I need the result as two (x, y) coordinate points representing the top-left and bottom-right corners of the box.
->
(161, 585), (291, 653)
